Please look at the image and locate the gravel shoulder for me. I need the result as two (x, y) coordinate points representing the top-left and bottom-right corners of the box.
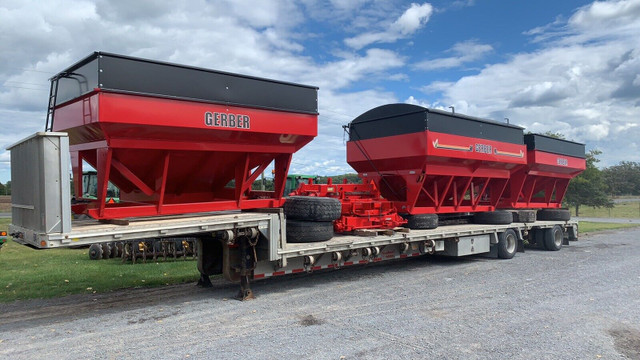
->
(1, 228), (640, 359)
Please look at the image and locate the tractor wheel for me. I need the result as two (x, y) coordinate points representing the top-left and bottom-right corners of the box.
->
(497, 229), (518, 259)
(284, 196), (342, 221)
(404, 214), (438, 229)
(512, 210), (536, 223)
(286, 220), (334, 243)
(543, 225), (564, 251)
(88, 243), (103, 260)
(472, 210), (513, 225)
(101, 243), (111, 259)
(537, 209), (571, 221)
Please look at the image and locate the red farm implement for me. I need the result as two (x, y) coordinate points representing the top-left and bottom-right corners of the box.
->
(291, 178), (407, 233)
(48, 52), (317, 219)
(347, 104), (527, 215)
(498, 134), (586, 209)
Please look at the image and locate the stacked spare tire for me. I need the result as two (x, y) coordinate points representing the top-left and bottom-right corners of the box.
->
(284, 196), (342, 243)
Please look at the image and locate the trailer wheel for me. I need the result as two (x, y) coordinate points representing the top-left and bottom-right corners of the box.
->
(404, 214), (438, 229)
(512, 210), (536, 223)
(497, 229), (518, 259)
(286, 220), (334, 243)
(88, 243), (103, 260)
(284, 196), (342, 221)
(101, 243), (112, 259)
(543, 225), (564, 251)
(472, 210), (512, 225)
(537, 209), (571, 221)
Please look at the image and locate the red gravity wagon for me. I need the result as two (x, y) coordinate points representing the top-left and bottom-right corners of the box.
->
(48, 52), (318, 219)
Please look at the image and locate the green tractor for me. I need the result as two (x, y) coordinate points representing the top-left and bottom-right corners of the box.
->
(79, 171), (120, 203)
(284, 174), (319, 196)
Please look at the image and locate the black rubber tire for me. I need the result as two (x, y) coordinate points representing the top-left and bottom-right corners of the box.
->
(404, 214), (438, 229)
(284, 196), (342, 221)
(472, 210), (513, 225)
(537, 209), (571, 221)
(101, 243), (111, 259)
(512, 210), (536, 223)
(497, 229), (518, 259)
(88, 243), (103, 260)
(543, 225), (564, 251)
(286, 220), (334, 243)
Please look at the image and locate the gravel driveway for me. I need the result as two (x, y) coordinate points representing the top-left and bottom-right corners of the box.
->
(1, 228), (639, 359)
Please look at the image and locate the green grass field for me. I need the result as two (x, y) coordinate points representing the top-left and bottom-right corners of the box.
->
(577, 200), (640, 218)
(578, 221), (640, 233)
(0, 219), (199, 303)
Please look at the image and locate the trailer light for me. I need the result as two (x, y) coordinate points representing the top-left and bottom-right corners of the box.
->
(0, 231), (6, 236)
(40, 240), (47, 247)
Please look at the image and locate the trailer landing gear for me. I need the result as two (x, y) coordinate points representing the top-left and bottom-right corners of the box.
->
(237, 275), (255, 301)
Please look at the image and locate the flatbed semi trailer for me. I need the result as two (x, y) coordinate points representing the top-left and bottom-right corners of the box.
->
(10, 206), (578, 299)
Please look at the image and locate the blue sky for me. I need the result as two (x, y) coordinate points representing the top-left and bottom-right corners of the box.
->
(1, 0), (639, 184)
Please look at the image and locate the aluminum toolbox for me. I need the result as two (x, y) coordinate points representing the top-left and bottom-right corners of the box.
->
(7, 132), (71, 241)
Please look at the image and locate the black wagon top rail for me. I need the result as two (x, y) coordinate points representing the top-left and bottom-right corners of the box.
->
(51, 51), (319, 115)
(348, 104), (524, 145)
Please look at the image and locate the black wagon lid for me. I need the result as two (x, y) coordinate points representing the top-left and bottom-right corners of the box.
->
(52, 51), (319, 115)
(349, 104), (524, 144)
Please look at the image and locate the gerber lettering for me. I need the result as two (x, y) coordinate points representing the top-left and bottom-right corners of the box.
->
(204, 111), (250, 129)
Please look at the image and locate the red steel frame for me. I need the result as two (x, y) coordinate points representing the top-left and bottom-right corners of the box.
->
(291, 178), (406, 233)
(54, 90), (316, 219)
(498, 150), (585, 209)
(348, 131), (527, 215)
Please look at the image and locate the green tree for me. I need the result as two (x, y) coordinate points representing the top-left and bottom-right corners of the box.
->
(602, 161), (640, 196)
(5, 181), (10, 196)
(317, 173), (362, 184)
(0, 182), (5, 196)
(564, 150), (613, 216)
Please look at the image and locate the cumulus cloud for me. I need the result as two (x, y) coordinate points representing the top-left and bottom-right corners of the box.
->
(414, 40), (493, 70)
(344, 3), (433, 49)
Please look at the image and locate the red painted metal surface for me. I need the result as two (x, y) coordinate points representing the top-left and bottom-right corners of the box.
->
(292, 178), (407, 233)
(498, 150), (586, 209)
(56, 90), (316, 219)
(348, 131), (527, 215)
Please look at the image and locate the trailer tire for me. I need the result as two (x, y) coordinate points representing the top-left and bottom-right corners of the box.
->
(88, 243), (103, 260)
(512, 210), (536, 223)
(537, 209), (571, 221)
(543, 225), (564, 251)
(472, 210), (513, 225)
(497, 229), (518, 259)
(286, 220), (334, 243)
(284, 196), (342, 222)
(404, 214), (438, 229)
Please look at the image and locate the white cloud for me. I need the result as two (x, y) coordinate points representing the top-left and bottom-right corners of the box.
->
(344, 3), (433, 49)
(414, 40), (492, 70)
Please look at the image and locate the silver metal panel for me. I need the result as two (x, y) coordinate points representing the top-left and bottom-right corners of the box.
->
(8, 132), (70, 244)
(443, 235), (491, 256)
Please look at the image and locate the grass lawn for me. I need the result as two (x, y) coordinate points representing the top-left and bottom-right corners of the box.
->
(578, 221), (640, 233)
(0, 219), (199, 303)
(576, 201), (640, 218)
